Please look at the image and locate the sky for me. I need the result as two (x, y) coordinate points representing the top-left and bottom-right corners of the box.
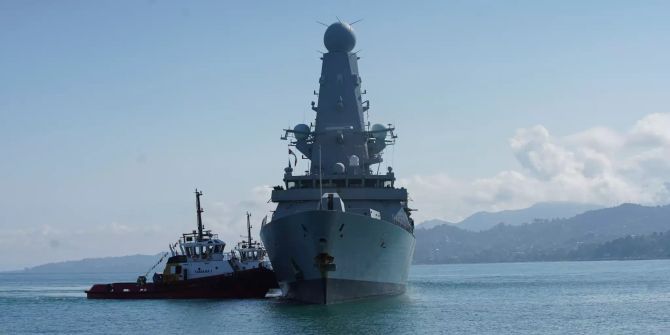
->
(1, 0), (670, 270)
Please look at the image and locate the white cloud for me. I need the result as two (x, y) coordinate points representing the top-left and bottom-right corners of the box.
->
(399, 113), (670, 223)
(629, 113), (670, 147)
(510, 125), (582, 180)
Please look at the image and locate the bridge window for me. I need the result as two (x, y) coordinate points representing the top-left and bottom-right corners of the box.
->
(213, 245), (222, 254)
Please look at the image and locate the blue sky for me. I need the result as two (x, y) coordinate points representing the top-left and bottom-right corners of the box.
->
(2, 1), (670, 270)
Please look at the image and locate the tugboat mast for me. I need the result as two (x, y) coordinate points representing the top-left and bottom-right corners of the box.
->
(246, 212), (252, 246)
(195, 189), (204, 253)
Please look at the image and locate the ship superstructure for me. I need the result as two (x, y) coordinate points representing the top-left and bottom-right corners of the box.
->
(161, 208), (271, 282)
(260, 22), (416, 304)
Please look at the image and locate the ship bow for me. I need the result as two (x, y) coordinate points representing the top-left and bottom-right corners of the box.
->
(261, 210), (415, 304)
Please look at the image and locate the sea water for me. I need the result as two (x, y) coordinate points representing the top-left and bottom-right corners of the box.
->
(1, 260), (669, 334)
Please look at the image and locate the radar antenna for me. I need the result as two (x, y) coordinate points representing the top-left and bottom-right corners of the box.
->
(195, 189), (204, 253)
(246, 212), (253, 246)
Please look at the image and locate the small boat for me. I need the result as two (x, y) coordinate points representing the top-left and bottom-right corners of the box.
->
(86, 190), (278, 299)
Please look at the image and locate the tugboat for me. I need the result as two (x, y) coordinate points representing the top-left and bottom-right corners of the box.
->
(86, 190), (278, 299)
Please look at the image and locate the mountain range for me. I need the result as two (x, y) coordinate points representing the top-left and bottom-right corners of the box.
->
(418, 202), (602, 231)
(20, 254), (165, 274)
(414, 203), (670, 264)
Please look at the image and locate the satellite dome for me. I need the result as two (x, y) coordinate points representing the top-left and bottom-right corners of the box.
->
(371, 123), (387, 140)
(293, 124), (310, 140)
(324, 22), (356, 52)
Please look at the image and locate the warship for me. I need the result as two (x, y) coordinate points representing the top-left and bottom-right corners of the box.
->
(260, 21), (416, 304)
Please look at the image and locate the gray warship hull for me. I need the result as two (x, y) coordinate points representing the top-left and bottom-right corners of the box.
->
(261, 210), (415, 304)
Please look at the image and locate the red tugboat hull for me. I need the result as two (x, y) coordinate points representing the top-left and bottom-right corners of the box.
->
(86, 267), (278, 299)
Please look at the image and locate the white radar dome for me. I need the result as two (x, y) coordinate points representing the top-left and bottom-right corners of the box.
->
(293, 124), (310, 140)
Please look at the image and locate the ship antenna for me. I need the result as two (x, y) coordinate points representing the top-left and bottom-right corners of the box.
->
(246, 212), (252, 246)
(195, 189), (204, 250)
